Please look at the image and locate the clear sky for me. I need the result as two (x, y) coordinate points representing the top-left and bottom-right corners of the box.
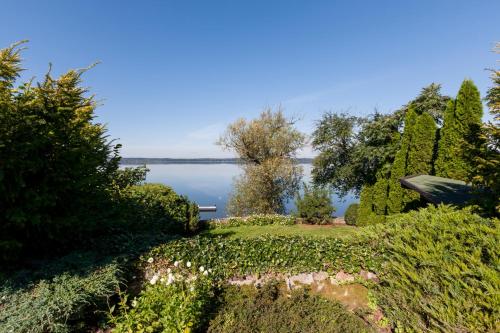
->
(2, 1), (499, 157)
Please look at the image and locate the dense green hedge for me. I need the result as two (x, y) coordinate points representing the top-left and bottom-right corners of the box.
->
(117, 183), (199, 233)
(152, 234), (381, 278)
(373, 206), (499, 332)
(208, 214), (295, 228)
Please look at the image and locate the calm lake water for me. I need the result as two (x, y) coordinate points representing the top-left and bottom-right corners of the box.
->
(124, 163), (357, 219)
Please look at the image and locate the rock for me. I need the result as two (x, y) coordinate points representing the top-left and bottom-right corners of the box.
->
(359, 270), (379, 282)
(312, 271), (328, 282)
(335, 270), (355, 282)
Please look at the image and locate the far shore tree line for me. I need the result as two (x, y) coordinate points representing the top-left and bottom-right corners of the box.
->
(220, 44), (500, 220)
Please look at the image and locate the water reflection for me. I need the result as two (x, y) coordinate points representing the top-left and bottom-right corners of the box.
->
(123, 164), (357, 219)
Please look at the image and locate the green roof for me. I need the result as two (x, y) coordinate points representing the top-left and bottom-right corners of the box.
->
(400, 174), (473, 206)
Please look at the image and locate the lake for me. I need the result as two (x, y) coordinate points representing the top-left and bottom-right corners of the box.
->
(124, 163), (357, 219)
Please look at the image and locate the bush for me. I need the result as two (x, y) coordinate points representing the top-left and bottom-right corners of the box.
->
(152, 234), (380, 278)
(0, 262), (121, 333)
(295, 183), (336, 224)
(0, 42), (122, 260)
(118, 183), (200, 234)
(373, 206), (499, 332)
(344, 203), (359, 226)
(208, 281), (373, 333)
(109, 261), (214, 332)
(209, 214), (295, 228)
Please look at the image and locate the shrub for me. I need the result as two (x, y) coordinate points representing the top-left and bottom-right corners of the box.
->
(208, 281), (373, 333)
(118, 183), (200, 234)
(0, 42), (122, 260)
(0, 262), (121, 333)
(109, 261), (214, 332)
(344, 203), (359, 226)
(373, 206), (499, 332)
(152, 234), (380, 278)
(295, 183), (336, 224)
(209, 214), (295, 228)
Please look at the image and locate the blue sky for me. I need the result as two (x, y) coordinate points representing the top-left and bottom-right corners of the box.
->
(2, 1), (499, 157)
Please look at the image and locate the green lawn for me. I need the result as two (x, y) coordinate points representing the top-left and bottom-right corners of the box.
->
(204, 224), (363, 239)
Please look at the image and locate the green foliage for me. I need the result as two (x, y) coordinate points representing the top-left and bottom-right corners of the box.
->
(208, 281), (373, 333)
(0, 42), (121, 259)
(371, 175), (388, 216)
(373, 206), (499, 332)
(111, 165), (149, 191)
(219, 108), (305, 215)
(403, 112), (437, 210)
(401, 83), (450, 124)
(312, 112), (401, 196)
(118, 183), (200, 234)
(435, 80), (483, 180)
(0, 262), (121, 333)
(470, 44), (500, 215)
(386, 109), (417, 214)
(344, 203), (359, 226)
(226, 158), (303, 215)
(152, 234), (381, 279)
(294, 183), (336, 224)
(110, 264), (214, 333)
(209, 214), (295, 228)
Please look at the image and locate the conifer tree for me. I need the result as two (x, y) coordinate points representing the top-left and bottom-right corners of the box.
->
(435, 80), (483, 180)
(386, 109), (417, 214)
(357, 185), (374, 225)
(372, 173), (389, 215)
(404, 112), (437, 209)
(470, 43), (500, 215)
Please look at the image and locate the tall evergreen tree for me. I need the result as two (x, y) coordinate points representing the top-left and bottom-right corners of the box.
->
(404, 112), (437, 209)
(435, 80), (483, 180)
(470, 43), (500, 215)
(357, 185), (374, 225)
(386, 109), (417, 214)
(372, 173), (389, 215)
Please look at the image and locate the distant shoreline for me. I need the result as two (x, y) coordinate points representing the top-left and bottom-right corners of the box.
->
(120, 157), (314, 165)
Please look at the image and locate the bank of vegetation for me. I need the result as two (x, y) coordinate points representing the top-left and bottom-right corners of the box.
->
(0, 41), (498, 333)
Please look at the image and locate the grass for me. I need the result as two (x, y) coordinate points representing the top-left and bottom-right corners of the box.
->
(204, 224), (363, 239)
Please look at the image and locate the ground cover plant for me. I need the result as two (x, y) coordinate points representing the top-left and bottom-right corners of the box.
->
(151, 233), (380, 279)
(208, 214), (295, 228)
(0, 256), (122, 333)
(374, 206), (499, 332)
(205, 223), (362, 239)
(207, 281), (373, 333)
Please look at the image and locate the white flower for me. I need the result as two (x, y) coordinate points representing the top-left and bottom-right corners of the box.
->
(167, 268), (172, 273)
(208, 268), (213, 273)
(190, 286), (195, 292)
(149, 274), (159, 285)
(147, 257), (154, 264)
(174, 261), (179, 267)
(203, 270), (209, 276)
(160, 277), (165, 283)
(131, 299), (138, 307)
(166, 273), (175, 285)
(186, 261), (192, 268)
(199, 266), (205, 272)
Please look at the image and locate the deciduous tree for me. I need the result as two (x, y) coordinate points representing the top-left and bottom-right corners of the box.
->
(218, 108), (305, 215)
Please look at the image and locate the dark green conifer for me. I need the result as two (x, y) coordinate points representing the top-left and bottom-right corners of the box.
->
(435, 80), (483, 180)
(386, 109), (417, 214)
